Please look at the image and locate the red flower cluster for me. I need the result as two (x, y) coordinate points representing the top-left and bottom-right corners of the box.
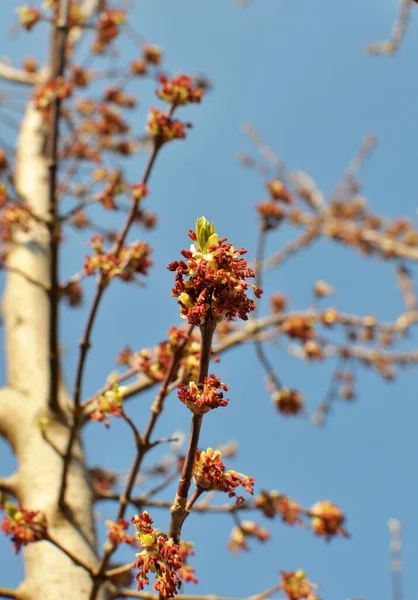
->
(106, 519), (135, 546)
(281, 316), (315, 340)
(104, 87), (137, 109)
(256, 201), (284, 229)
(272, 388), (304, 416)
(131, 511), (190, 599)
(71, 65), (90, 87)
(84, 235), (152, 281)
(256, 491), (303, 525)
(95, 170), (129, 210)
(177, 374), (229, 415)
(131, 183), (150, 202)
(93, 9), (126, 53)
(61, 281), (83, 308)
(33, 77), (73, 119)
(1, 205), (31, 242)
(1, 503), (46, 554)
(193, 448), (254, 504)
(143, 45), (163, 65)
(22, 56), (38, 74)
(280, 570), (320, 600)
(309, 501), (347, 539)
(177, 541), (198, 584)
(227, 521), (270, 554)
(266, 179), (293, 204)
(320, 307), (340, 327)
(134, 326), (202, 383)
(168, 217), (262, 325)
(156, 75), (205, 106)
(270, 292), (288, 313)
(256, 178), (293, 229)
(130, 60), (147, 78)
(16, 5), (41, 30)
(146, 108), (188, 143)
(90, 383), (126, 428)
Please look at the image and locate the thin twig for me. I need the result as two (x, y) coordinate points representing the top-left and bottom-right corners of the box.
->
(89, 326), (194, 600)
(46, 0), (72, 413)
(166, 320), (217, 549)
(114, 584), (282, 600)
(253, 226), (282, 391)
(59, 136), (164, 510)
(0, 588), (19, 599)
(388, 518), (403, 600)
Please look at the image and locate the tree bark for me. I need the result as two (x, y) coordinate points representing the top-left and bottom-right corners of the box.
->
(1, 100), (109, 600)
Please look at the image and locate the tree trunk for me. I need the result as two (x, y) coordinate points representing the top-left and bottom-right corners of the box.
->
(0, 102), (109, 599)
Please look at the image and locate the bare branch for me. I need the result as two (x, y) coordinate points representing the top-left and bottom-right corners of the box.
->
(366, 0), (413, 55)
(0, 62), (39, 85)
(114, 585), (282, 600)
(0, 588), (19, 599)
(0, 473), (19, 498)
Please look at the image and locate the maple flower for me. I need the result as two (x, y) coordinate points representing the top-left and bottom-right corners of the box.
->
(156, 75), (205, 106)
(146, 108), (188, 143)
(143, 45), (163, 65)
(61, 281), (83, 307)
(93, 9), (126, 53)
(272, 388), (304, 416)
(90, 382), (127, 427)
(131, 511), (187, 598)
(280, 570), (320, 600)
(256, 201), (284, 230)
(168, 217), (262, 325)
(270, 292), (288, 313)
(309, 500), (346, 539)
(193, 448), (254, 504)
(281, 316), (315, 340)
(84, 235), (152, 281)
(314, 280), (335, 297)
(104, 87), (137, 108)
(177, 374), (229, 415)
(131, 184), (150, 202)
(266, 179), (293, 203)
(255, 491), (303, 525)
(22, 56), (38, 73)
(1, 205), (31, 242)
(1, 502), (46, 554)
(106, 519), (135, 546)
(177, 541), (198, 584)
(16, 5), (41, 30)
(135, 326), (202, 383)
(131, 59), (148, 75)
(227, 521), (270, 554)
(320, 307), (340, 327)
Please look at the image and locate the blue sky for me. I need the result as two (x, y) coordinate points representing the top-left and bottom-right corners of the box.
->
(2, 0), (418, 598)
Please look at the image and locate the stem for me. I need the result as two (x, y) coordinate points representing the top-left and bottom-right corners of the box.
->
(122, 410), (142, 447)
(166, 319), (217, 544)
(186, 486), (204, 511)
(89, 326), (193, 600)
(114, 585), (282, 600)
(59, 137), (165, 509)
(0, 589), (18, 599)
(47, 0), (72, 413)
(253, 226), (282, 391)
(89, 445), (147, 599)
(58, 278), (107, 508)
